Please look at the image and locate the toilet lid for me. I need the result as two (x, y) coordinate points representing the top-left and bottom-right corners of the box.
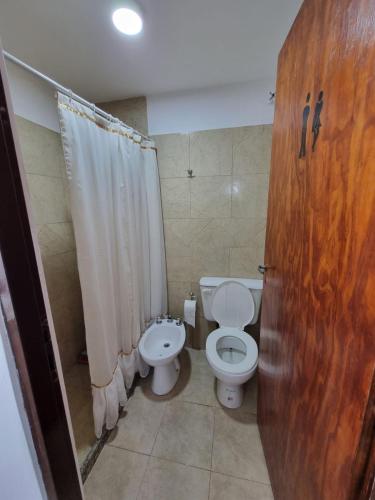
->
(206, 327), (258, 375)
(211, 280), (255, 329)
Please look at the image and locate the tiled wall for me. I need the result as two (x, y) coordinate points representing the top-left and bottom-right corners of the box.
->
(99, 96), (148, 136)
(16, 116), (85, 372)
(153, 125), (272, 347)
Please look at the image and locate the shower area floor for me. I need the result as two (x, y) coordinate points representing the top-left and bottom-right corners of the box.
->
(83, 347), (274, 500)
(64, 364), (97, 466)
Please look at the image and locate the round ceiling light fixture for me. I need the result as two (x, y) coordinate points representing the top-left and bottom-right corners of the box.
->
(112, 2), (143, 36)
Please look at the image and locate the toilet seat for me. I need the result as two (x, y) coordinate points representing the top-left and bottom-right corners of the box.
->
(210, 280), (255, 329)
(206, 327), (258, 375)
(206, 281), (258, 376)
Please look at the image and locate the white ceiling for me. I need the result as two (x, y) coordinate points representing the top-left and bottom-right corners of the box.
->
(0, 0), (301, 102)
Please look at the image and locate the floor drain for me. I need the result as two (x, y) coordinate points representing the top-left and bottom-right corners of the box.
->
(163, 342), (170, 348)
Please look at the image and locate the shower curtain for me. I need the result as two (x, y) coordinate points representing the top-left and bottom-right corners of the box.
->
(57, 93), (167, 437)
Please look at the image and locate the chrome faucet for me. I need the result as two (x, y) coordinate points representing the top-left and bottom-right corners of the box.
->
(167, 314), (173, 323)
(176, 318), (182, 326)
(156, 316), (162, 324)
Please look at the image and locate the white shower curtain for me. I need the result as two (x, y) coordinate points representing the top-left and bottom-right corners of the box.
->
(57, 93), (167, 437)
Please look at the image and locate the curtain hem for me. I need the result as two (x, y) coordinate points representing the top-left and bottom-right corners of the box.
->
(91, 347), (149, 438)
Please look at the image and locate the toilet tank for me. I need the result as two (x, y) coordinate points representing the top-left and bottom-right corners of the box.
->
(199, 277), (263, 325)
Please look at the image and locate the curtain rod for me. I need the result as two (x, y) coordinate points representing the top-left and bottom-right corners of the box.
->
(3, 50), (151, 142)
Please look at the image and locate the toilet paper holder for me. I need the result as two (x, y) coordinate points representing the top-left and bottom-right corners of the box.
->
(188, 291), (196, 301)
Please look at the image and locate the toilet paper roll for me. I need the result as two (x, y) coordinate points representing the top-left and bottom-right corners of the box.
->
(184, 299), (196, 328)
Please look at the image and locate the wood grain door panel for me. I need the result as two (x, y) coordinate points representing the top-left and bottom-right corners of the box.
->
(258, 1), (375, 499)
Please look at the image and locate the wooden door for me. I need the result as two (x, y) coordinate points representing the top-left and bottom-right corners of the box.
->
(0, 52), (82, 498)
(258, 1), (375, 499)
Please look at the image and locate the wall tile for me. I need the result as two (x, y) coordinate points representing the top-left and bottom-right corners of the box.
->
(167, 281), (192, 317)
(161, 178), (190, 219)
(36, 222), (75, 257)
(191, 247), (230, 282)
(153, 134), (189, 178)
(16, 116), (64, 177)
(43, 251), (81, 304)
(26, 173), (70, 224)
(190, 129), (232, 177)
(17, 117), (85, 373)
(166, 255), (191, 282)
(164, 219), (210, 258)
(190, 176), (231, 218)
(50, 287), (84, 344)
(192, 217), (266, 252)
(233, 124), (272, 175)
(190, 282), (204, 318)
(98, 96), (148, 135)
(192, 316), (217, 349)
(155, 124), (272, 349)
(229, 246), (262, 278)
(231, 174), (269, 219)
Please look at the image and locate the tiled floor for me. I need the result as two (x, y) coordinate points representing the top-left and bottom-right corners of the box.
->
(64, 363), (97, 466)
(84, 348), (274, 500)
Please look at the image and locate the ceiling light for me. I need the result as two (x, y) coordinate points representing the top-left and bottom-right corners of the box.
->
(112, 5), (143, 36)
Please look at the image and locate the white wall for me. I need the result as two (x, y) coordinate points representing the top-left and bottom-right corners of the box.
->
(0, 314), (46, 500)
(5, 56), (275, 136)
(5, 59), (60, 132)
(147, 77), (275, 135)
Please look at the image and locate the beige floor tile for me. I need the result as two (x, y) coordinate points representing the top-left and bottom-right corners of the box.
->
(152, 401), (214, 469)
(131, 348), (206, 403)
(209, 472), (274, 500)
(84, 446), (148, 500)
(138, 457), (210, 500)
(241, 375), (258, 414)
(186, 347), (208, 366)
(212, 410), (270, 484)
(175, 361), (218, 407)
(71, 400), (97, 466)
(182, 349), (221, 406)
(107, 394), (166, 454)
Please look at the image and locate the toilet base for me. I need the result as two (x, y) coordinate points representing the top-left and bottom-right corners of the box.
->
(151, 357), (180, 395)
(217, 379), (244, 408)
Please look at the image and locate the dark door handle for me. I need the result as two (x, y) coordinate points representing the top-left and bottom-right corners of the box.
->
(258, 264), (273, 274)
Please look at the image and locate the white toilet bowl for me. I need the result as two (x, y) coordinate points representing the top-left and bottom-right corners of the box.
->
(206, 327), (258, 408)
(201, 279), (261, 408)
(139, 319), (185, 395)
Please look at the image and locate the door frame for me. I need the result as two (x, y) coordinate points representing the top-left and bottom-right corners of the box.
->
(0, 48), (82, 499)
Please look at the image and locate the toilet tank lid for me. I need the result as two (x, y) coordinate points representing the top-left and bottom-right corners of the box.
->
(199, 276), (263, 290)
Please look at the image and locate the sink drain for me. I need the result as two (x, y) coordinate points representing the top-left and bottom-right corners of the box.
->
(163, 342), (170, 348)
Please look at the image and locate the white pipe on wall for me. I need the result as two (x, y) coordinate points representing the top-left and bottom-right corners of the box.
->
(3, 51), (151, 141)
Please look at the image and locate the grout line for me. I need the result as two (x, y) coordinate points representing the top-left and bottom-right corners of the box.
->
(208, 471), (212, 500)
(25, 171), (64, 180)
(210, 469), (272, 488)
(135, 454), (152, 500)
(149, 400), (168, 456)
(188, 134), (192, 218)
(146, 453), (212, 474)
(230, 129), (234, 219)
(209, 408), (215, 478)
(161, 173), (232, 180)
(106, 443), (151, 458)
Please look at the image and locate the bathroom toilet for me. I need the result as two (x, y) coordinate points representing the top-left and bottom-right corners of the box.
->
(200, 277), (262, 408)
(139, 319), (186, 395)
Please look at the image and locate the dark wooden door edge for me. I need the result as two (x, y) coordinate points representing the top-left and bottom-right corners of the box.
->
(0, 62), (82, 498)
(351, 369), (375, 500)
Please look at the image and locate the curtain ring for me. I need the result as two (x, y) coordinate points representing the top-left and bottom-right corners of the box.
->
(69, 89), (73, 104)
